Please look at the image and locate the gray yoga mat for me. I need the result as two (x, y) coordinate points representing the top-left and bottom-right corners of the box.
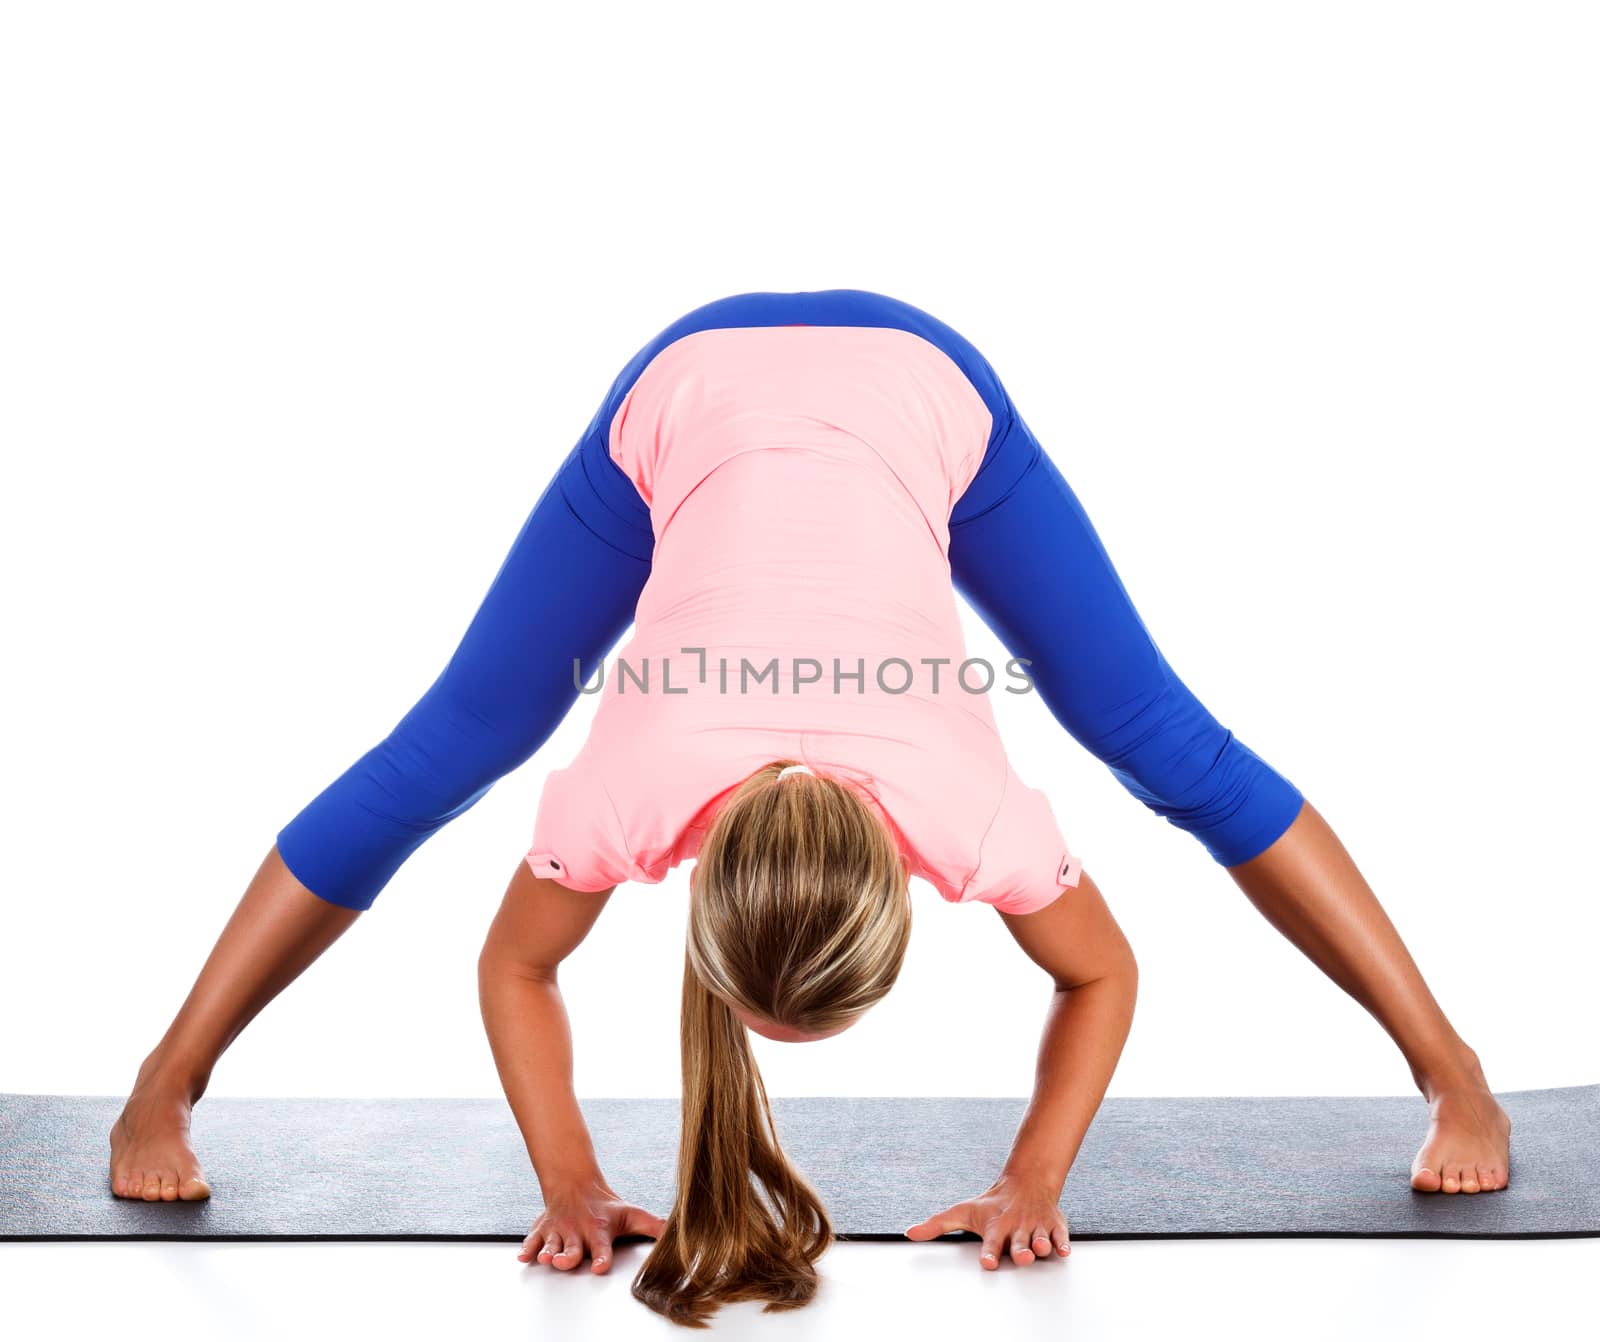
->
(2, 1084), (1594, 1241)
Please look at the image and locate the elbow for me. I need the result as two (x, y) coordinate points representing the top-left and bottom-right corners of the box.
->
(1122, 949), (1139, 999)
(1054, 943), (1138, 997)
(477, 941), (561, 988)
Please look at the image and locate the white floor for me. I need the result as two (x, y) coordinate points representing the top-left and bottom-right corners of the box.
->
(1, 1236), (1589, 1340)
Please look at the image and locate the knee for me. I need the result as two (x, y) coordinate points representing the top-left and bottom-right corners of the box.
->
(1098, 679), (1302, 867)
(1096, 673), (1228, 813)
(365, 690), (526, 827)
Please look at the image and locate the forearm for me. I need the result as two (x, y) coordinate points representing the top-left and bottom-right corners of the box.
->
(478, 961), (606, 1192)
(1001, 970), (1138, 1194)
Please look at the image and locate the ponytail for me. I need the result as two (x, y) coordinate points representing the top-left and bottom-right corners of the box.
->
(629, 760), (910, 1325)
(630, 952), (832, 1325)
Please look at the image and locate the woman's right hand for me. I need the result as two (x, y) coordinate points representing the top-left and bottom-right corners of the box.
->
(518, 1176), (668, 1274)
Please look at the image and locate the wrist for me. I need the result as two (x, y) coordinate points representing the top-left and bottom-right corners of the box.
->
(995, 1160), (1068, 1197)
(537, 1165), (612, 1200)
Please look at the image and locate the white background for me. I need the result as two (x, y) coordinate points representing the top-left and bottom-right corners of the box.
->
(3, 0), (1594, 1107)
(1, 2), (1595, 1334)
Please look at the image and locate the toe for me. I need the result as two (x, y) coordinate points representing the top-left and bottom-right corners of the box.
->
(1459, 1166), (1481, 1194)
(1411, 1164), (1442, 1193)
(1440, 1163), (1461, 1194)
(160, 1172), (179, 1201)
(178, 1173), (211, 1201)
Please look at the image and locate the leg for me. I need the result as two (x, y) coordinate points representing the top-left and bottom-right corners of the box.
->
(110, 846), (360, 1200)
(1229, 810), (1510, 1192)
(110, 429), (653, 1199)
(948, 407), (1509, 1192)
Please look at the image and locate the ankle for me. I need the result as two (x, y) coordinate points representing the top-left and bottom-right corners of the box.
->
(134, 1050), (211, 1106)
(1413, 1041), (1487, 1103)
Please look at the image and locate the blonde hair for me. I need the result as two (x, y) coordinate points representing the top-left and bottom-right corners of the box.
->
(630, 759), (912, 1327)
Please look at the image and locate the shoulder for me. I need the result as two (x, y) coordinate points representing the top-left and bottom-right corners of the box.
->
(870, 701), (1075, 916)
(528, 754), (631, 891)
(860, 698), (1004, 899)
(963, 765), (1080, 915)
(533, 694), (763, 889)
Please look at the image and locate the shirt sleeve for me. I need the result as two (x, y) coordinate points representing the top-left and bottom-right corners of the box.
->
(961, 766), (1082, 915)
(526, 754), (635, 892)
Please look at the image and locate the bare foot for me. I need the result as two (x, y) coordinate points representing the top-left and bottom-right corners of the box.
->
(1411, 1052), (1511, 1194)
(108, 1059), (211, 1202)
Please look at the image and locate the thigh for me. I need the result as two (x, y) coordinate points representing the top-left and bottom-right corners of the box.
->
(425, 433), (653, 775)
(274, 428), (653, 910)
(948, 409), (1169, 750)
(947, 403), (1303, 867)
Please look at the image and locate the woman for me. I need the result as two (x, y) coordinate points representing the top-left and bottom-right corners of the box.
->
(108, 288), (1511, 1325)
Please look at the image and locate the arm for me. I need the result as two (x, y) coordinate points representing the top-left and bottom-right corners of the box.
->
(904, 870), (1136, 1268)
(477, 860), (616, 1190)
(994, 872), (1139, 1191)
(478, 860), (670, 1272)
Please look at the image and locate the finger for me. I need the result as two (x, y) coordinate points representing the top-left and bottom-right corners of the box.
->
(1030, 1226), (1054, 1259)
(1050, 1222), (1073, 1257)
(554, 1231), (583, 1269)
(980, 1225), (1004, 1270)
(1009, 1227), (1036, 1265)
(590, 1229), (614, 1274)
(905, 1207), (970, 1241)
(536, 1234), (561, 1264)
(623, 1204), (668, 1239)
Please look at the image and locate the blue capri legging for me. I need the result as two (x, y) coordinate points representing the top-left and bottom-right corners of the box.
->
(275, 291), (1304, 911)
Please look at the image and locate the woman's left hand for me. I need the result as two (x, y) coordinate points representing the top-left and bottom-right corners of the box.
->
(903, 1172), (1072, 1269)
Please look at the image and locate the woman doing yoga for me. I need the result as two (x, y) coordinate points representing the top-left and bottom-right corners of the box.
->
(108, 288), (1512, 1326)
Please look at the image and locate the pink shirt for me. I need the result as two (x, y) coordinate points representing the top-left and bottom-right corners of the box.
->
(526, 325), (1081, 914)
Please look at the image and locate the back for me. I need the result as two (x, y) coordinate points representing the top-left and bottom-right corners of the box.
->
(527, 291), (1080, 916)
